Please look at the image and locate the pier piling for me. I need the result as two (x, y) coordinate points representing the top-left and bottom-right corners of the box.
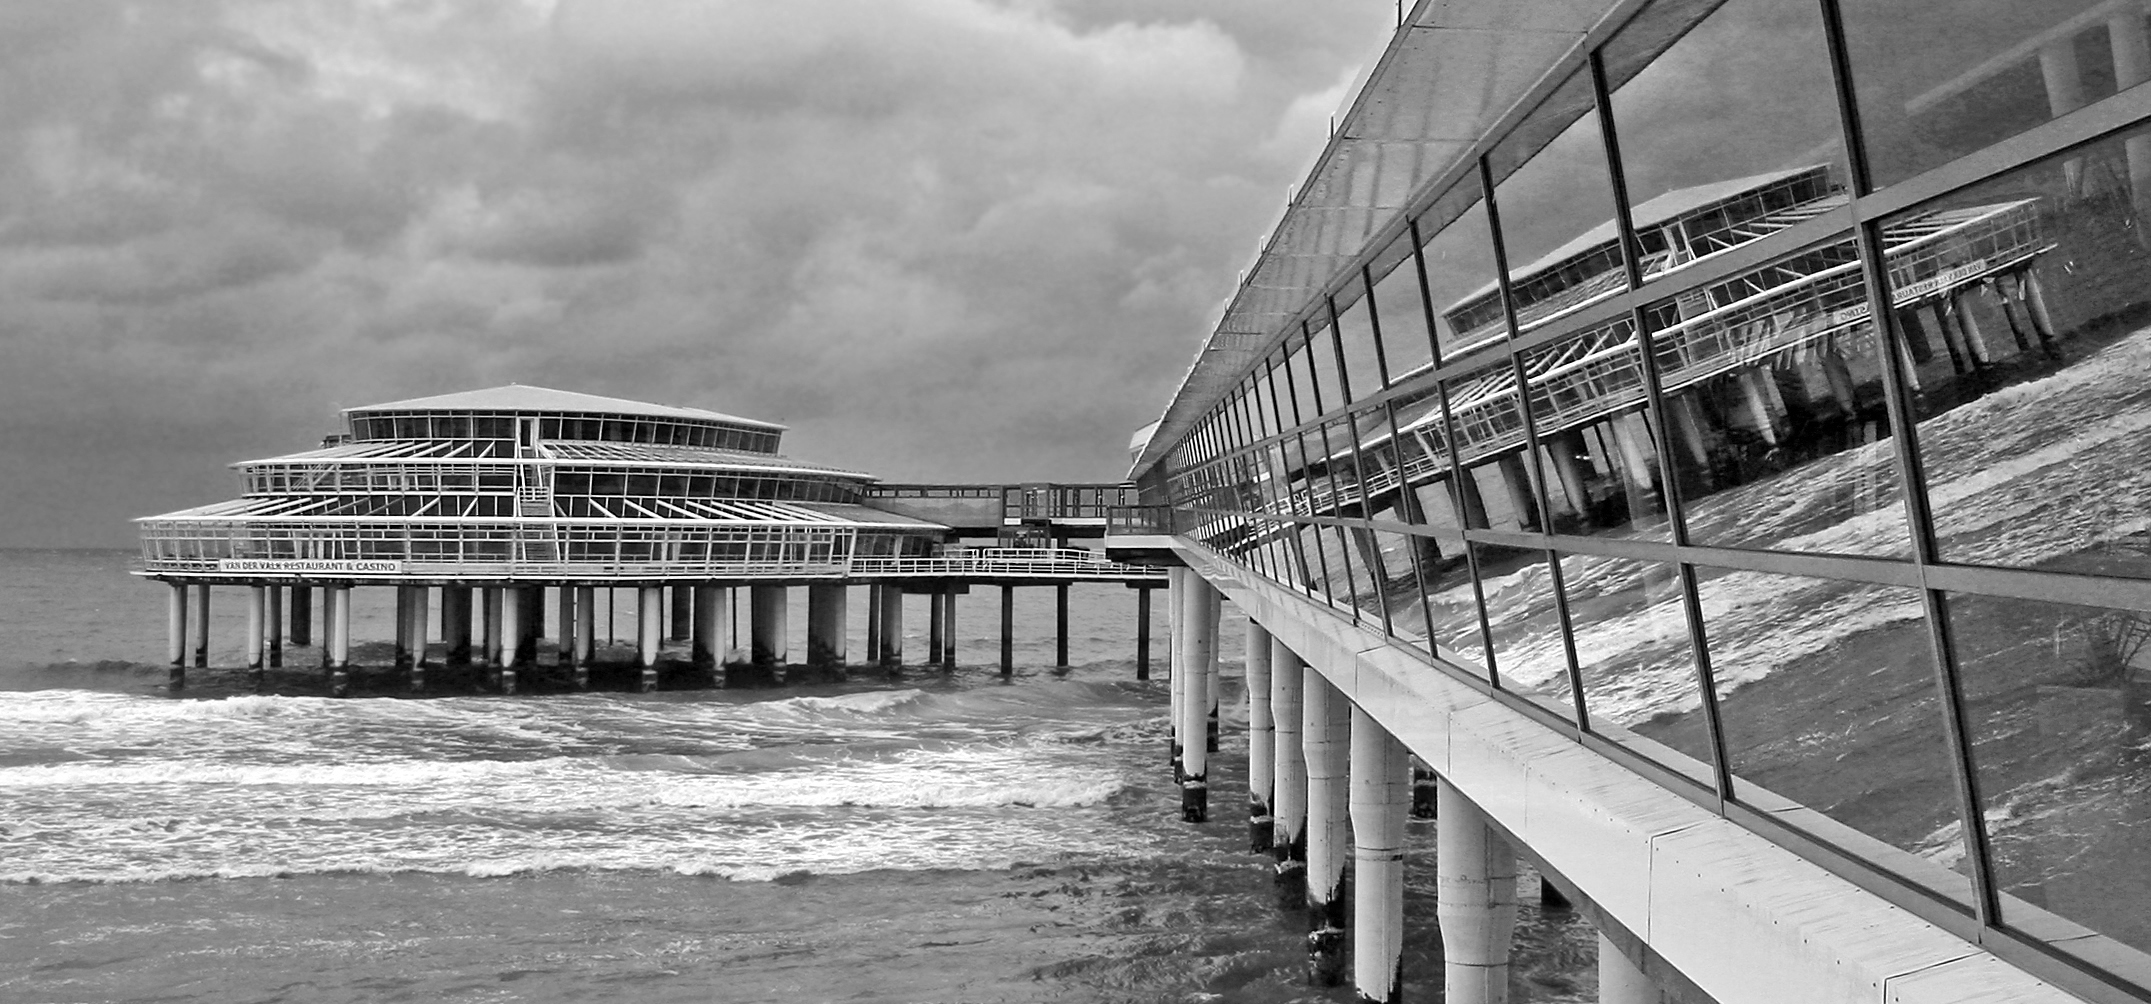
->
(405, 585), (428, 693)
(877, 585), (903, 671)
(865, 584), (883, 664)
(166, 582), (187, 691)
(695, 585), (726, 670)
(1246, 619), (1274, 852)
(266, 585), (283, 669)
(1436, 777), (1517, 1004)
(1178, 575), (1216, 823)
(636, 585), (662, 692)
(747, 584), (786, 684)
(806, 583), (845, 673)
(939, 587), (956, 668)
(498, 587), (522, 694)
(1303, 669), (1350, 986)
(326, 585), (351, 697)
(1055, 583), (1070, 669)
(999, 585), (1014, 677)
(928, 590), (945, 666)
(444, 587), (472, 665)
(245, 584), (266, 679)
(1271, 638), (1307, 910)
(1134, 586), (1152, 680)
(192, 583), (211, 668)
(289, 586), (311, 648)
(1349, 706), (1408, 1004)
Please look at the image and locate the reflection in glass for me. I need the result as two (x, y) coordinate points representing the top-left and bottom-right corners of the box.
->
(1524, 318), (1670, 539)
(1371, 253), (1435, 382)
(1605, 0), (1847, 281)
(1410, 361), (1545, 533)
(1333, 295), (1386, 401)
(1947, 591), (2151, 959)
(1491, 70), (1626, 332)
(1558, 553), (1713, 771)
(1643, 238), (1909, 557)
(1419, 200), (1504, 357)
(1887, 128), (2151, 579)
(1371, 529), (1430, 648)
(1845, 0), (2134, 188)
(1473, 541), (1573, 720)
(1700, 569), (1959, 871)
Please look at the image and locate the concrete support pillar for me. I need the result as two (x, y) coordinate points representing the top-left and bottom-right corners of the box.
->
(1437, 777), (1518, 1004)
(246, 584), (267, 674)
(1492, 452), (1539, 531)
(166, 582), (188, 691)
(1304, 669), (1351, 985)
(940, 588), (957, 669)
(266, 584), (283, 669)
(1546, 430), (1592, 517)
(669, 585), (692, 642)
(1599, 934), (1661, 1004)
(806, 583), (846, 669)
(192, 583), (212, 668)
(289, 585), (312, 648)
(865, 584), (884, 664)
(575, 585), (597, 667)
(1737, 370), (1779, 445)
(1350, 706), (1410, 1004)
(1609, 412), (1659, 504)
(1054, 583), (1070, 668)
(999, 585), (1016, 676)
(637, 584), (662, 692)
(1818, 351), (1859, 416)
(483, 588), (504, 665)
(327, 585), (353, 698)
(442, 587), (471, 665)
(557, 585), (576, 661)
(498, 587), (522, 695)
(1205, 584), (1221, 755)
(928, 590), (946, 665)
(694, 585), (727, 668)
(1454, 470), (1489, 529)
(1179, 574), (1217, 823)
(1246, 619), (1275, 853)
(1135, 586), (1153, 680)
(518, 587), (542, 655)
(878, 585), (904, 669)
(406, 586), (429, 693)
(1668, 394), (1711, 469)
(1949, 294), (1992, 364)
(1168, 568), (1184, 772)
(393, 586), (416, 670)
(750, 584), (788, 668)
(1271, 638), (1308, 909)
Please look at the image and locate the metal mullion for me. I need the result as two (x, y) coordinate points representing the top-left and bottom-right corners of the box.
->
(1542, 551), (1590, 736)
(1343, 409), (1392, 636)
(1852, 214), (1999, 927)
(1588, 48), (1645, 293)
(1318, 417), (1367, 624)
(1410, 218), (1446, 369)
(1293, 427), (1337, 608)
(1304, 323), (1329, 416)
(1363, 265), (1394, 387)
(1326, 296), (1355, 404)
(1480, 155), (1562, 539)
(1924, 563), (2151, 616)
(1675, 561), (1734, 810)
(1384, 400), (1440, 656)
(1815, 0), (1874, 197)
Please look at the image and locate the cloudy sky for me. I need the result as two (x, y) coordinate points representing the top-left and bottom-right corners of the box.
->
(0, 0), (1393, 546)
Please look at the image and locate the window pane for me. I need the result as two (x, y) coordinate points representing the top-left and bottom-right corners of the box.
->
(1885, 127), (2151, 578)
(1419, 199), (1504, 358)
(1370, 529), (1429, 649)
(1559, 553), (1715, 776)
(1443, 360), (1546, 533)
(1845, 0), (2134, 188)
(1607, 0), (1847, 282)
(1700, 569), (1965, 896)
(1370, 246), (1435, 383)
(1333, 294), (1386, 399)
(1646, 237), (1910, 558)
(1524, 318), (1670, 539)
(1474, 541), (1573, 720)
(1948, 590), (2151, 960)
(1493, 70), (1627, 333)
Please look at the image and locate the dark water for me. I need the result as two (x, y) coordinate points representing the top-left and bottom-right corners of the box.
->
(0, 551), (1596, 1003)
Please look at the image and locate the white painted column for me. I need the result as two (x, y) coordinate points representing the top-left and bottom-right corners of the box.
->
(1246, 618), (1275, 853)
(878, 585), (904, 668)
(1351, 705), (1411, 1004)
(443, 587), (472, 665)
(327, 585), (353, 698)
(245, 584), (267, 673)
(483, 587), (504, 665)
(405, 585), (429, 693)
(1167, 567), (1185, 777)
(637, 584), (663, 692)
(575, 585), (597, 665)
(865, 584), (883, 664)
(750, 584), (788, 669)
(266, 584), (283, 669)
(695, 585), (728, 668)
(1599, 934), (1661, 1004)
(1179, 573), (1216, 823)
(192, 583), (212, 668)
(1438, 776), (1518, 1004)
(1304, 668), (1351, 985)
(557, 585), (576, 661)
(1736, 370), (1779, 445)
(1270, 637), (1307, 908)
(166, 582), (188, 690)
(498, 587), (522, 695)
(1204, 582), (1220, 755)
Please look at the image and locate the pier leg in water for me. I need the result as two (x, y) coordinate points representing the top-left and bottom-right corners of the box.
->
(444, 587), (472, 666)
(1246, 619), (1274, 852)
(575, 585), (597, 672)
(1178, 574), (1217, 822)
(483, 588), (504, 668)
(327, 585), (352, 697)
(289, 585), (311, 648)
(1411, 757), (1438, 819)
(192, 583), (211, 668)
(1271, 638), (1307, 910)
(557, 586), (576, 665)
(1303, 668), (1351, 985)
(999, 585), (1015, 677)
(393, 586), (414, 671)
(1054, 583), (1070, 669)
(245, 584), (266, 687)
(741, 584), (786, 687)
(669, 585), (691, 643)
(878, 585), (903, 673)
(1134, 585), (1152, 680)
(865, 584), (883, 665)
(1598, 934), (1660, 1004)
(928, 590), (945, 666)
(266, 584), (282, 669)
(1167, 568), (1184, 776)
(166, 581), (188, 691)
(1437, 777), (1517, 1004)
(636, 585), (662, 693)
(497, 587), (521, 695)
(518, 588), (542, 660)
(406, 585), (429, 693)
(1350, 707), (1409, 1004)
(1205, 581), (1220, 754)
(940, 588), (957, 668)
(806, 583), (845, 678)
(694, 585), (726, 675)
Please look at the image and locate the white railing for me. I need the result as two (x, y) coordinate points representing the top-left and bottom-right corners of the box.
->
(851, 547), (1166, 581)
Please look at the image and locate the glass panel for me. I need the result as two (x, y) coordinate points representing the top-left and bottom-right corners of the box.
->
(1492, 70), (1627, 333)
(1606, 0), (1848, 281)
(1305, 323), (1343, 416)
(1334, 293), (1387, 398)
(1370, 530), (1430, 648)
(1474, 541), (1573, 720)
(1371, 250), (1435, 384)
(1559, 554), (1714, 774)
(1442, 359), (1546, 533)
(1948, 590), (2151, 959)
(1646, 237), (1910, 558)
(1701, 569), (1965, 891)
(1524, 317), (1670, 540)
(1885, 127), (2151, 578)
(1419, 199), (1505, 359)
(1283, 342), (1320, 427)
(1845, 0), (2131, 188)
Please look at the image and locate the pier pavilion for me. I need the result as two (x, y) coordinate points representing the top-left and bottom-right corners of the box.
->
(1121, 0), (2151, 1002)
(138, 385), (1163, 694)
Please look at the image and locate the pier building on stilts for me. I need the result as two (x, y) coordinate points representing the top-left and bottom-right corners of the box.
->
(138, 385), (1164, 696)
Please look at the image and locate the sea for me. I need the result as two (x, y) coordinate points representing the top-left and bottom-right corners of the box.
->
(0, 551), (1598, 1004)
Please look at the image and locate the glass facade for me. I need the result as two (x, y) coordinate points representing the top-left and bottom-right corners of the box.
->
(1145, 0), (2151, 992)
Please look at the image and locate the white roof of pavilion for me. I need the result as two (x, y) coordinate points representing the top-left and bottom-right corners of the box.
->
(346, 384), (785, 431)
(138, 495), (946, 531)
(231, 439), (872, 479)
(1129, 0), (1628, 480)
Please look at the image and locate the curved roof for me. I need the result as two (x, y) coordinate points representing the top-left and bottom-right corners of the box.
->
(345, 384), (786, 431)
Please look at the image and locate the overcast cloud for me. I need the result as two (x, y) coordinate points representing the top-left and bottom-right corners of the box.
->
(0, 0), (1390, 546)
